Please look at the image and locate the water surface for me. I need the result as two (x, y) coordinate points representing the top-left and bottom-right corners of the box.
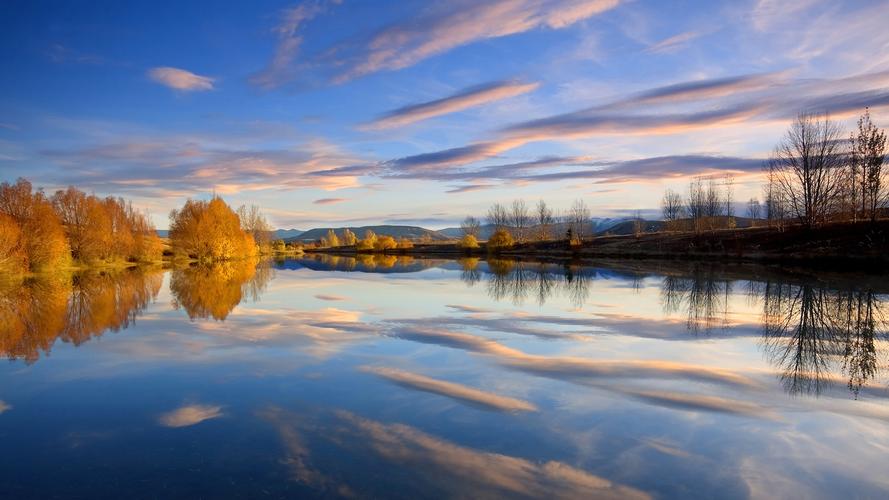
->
(1, 256), (888, 499)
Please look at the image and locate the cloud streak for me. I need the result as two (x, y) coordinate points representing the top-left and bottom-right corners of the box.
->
(158, 404), (223, 427)
(364, 81), (539, 129)
(364, 366), (537, 412)
(148, 67), (215, 91)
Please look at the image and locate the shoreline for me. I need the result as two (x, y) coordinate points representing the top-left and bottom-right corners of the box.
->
(302, 220), (889, 270)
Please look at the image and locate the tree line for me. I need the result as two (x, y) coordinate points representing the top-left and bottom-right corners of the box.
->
(456, 198), (594, 250)
(317, 228), (415, 252)
(662, 108), (887, 231)
(0, 178), (280, 272)
(0, 178), (164, 273)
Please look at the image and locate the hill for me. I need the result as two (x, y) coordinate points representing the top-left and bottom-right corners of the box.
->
(439, 217), (635, 240)
(288, 225), (449, 243)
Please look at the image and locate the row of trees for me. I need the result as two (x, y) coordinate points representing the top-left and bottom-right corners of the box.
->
(318, 228), (414, 252)
(168, 197), (273, 261)
(662, 109), (887, 231)
(457, 198), (594, 249)
(0, 178), (163, 273)
(765, 109), (886, 227)
(661, 175), (737, 232)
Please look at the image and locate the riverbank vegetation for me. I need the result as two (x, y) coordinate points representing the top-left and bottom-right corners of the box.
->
(0, 179), (163, 275)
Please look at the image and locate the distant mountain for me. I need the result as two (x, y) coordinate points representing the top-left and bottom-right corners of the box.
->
(156, 229), (169, 238)
(288, 225), (449, 243)
(273, 228), (304, 240)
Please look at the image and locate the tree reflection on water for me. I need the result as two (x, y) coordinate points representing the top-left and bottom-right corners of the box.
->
(0, 267), (163, 363)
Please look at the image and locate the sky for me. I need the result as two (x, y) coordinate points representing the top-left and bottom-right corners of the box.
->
(2, 0), (889, 230)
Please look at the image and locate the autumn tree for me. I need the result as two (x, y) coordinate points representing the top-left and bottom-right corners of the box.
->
(487, 228), (514, 252)
(357, 230), (378, 251)
(374, 235), (397, 250)
(0, 213), (24, 272)
(767, 113), (845, 227)
(0, 178), (70, 271)
(325, 229), (340, 247)
(169, 196), (256, 261)
(342, 228), (358, 246)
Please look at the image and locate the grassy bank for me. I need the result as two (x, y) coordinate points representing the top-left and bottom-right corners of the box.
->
(305, 220), (889, 268)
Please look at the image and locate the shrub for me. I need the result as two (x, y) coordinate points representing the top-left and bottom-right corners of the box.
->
(397, 237), (413, 249)
(460, 234), (479, 249)
(375, 235), (397, 250)
(487, 229), (513, 252)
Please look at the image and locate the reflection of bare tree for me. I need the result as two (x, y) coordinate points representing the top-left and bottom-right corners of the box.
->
(170, 259), (269, 320)
(659, 268), (730, 335)
(761, 282), (887, 397)
(0, 268), (162, 363)
(478, 260), (592, 308)
(458, 258), (481, 287)
(486, 259), (533, 305)
(562, 264), (592, 309)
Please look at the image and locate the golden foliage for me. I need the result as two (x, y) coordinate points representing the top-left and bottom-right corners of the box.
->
(375, 235), (397, 250)
(342, 228), (358, 246)
(0, 213), (25, 272)
(0, 268), (162, 363)
(397, 237), (414, 249)
(0, 179), (70, 271)
(326, 229), (340, 247)
(487, 228), (514, 251)
(459, 234), (479, 249)
(170, 259), (269, 320)
(169, 196), (257, 261)
(357, 230), (378, 251)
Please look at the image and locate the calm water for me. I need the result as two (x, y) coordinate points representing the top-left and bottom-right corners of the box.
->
(1, 256), (888, 499)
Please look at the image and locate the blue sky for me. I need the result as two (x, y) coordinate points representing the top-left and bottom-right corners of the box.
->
(2, 0), (889, 229)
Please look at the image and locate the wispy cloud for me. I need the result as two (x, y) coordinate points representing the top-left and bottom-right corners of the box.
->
(148, 67), (215, 91)
(364, 366), (537, 412)
(378, 70), (889, 179)
(158, 404), (223, 427)
(254, 0), (620, 87)
(313, 197), (348, 205)
(364, 81), (539, 129)
(250, 1), (333, 89)
(645, 31), (704, 54)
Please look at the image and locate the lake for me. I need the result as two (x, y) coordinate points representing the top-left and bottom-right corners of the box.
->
(1, 256), (888, 499)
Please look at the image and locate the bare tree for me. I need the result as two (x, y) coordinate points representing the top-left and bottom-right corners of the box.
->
(486, 203), (510, 234)
(747, 198), (762, 220)
(662, 189), (684, 230)
(460, 216), (481, 238)
(767, 113), (846, 227)
(568, 199), (591, 241)
(509, 199), (530, 242)
(724, 173), (735, 218)
(534, 199), (554, 241)
(687, 177), (707, 232)
(763, 172), (786, 230)
(849, 108), (887, 222)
